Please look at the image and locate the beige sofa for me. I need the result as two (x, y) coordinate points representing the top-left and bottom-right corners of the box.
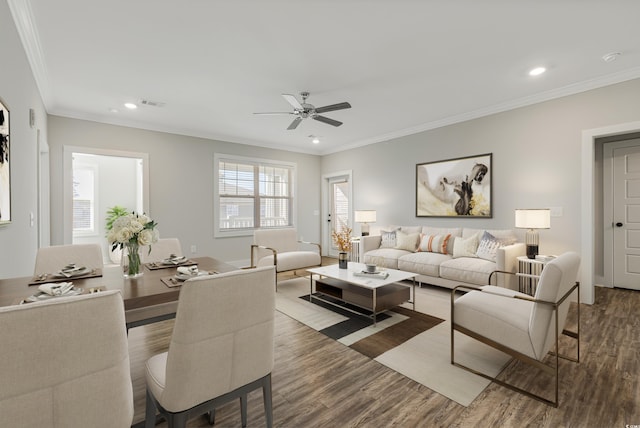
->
(360, 225), (525, 290)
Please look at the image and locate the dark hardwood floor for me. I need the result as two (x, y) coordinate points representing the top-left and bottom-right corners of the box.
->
(128, 281), (640, 428)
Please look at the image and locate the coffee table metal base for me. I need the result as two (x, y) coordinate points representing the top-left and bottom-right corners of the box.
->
(309, 275), (415, 326)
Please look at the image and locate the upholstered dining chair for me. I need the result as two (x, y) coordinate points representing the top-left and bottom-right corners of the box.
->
(250, 228), (321, 288)
(451, 251), (580, 407)
(144, 265), (276, 428)
(0, 290), (133, 427)
(140, 237), (183, 263)
(33, 243), (104, 276)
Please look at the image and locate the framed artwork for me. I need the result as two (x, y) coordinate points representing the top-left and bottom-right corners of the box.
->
(416, 153), (492, 218)
(0, 98), (10, 225)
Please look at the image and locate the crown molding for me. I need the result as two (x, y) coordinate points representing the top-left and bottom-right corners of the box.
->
(8, 0), (52, 107)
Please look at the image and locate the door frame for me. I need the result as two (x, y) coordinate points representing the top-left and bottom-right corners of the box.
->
(582, 120), (640, 304)
(321, 170), (353, 257)
(62, 146), (149, 245)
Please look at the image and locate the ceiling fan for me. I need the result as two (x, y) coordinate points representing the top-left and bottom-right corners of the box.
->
(254, 91), (351, 130)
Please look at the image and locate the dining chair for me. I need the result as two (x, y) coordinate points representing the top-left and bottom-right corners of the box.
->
(140, 238), (183, 263)
(451, 251), (581, 407)
(33, 243), (103, 276)
(250, 228), (321, 288)
(0, 290), (133, 427)
(145, 266), (276, 428)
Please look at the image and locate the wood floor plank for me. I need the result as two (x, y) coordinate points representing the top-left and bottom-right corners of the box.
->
(128, 285), (640, 427)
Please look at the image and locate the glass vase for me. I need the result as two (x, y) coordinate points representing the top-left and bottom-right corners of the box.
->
(122, 241), (143, 278)
(338, 251), (349, 269)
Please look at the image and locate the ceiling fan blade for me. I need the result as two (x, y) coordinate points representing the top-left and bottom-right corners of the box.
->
(313, 115), (343, 127)
(282, 94), (303, 110)
(287, 117), (303, 130)
(314, 102), (351, 114)
(253, 112), (296, 116)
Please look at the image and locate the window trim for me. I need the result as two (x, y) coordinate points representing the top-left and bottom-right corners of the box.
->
(214, 153), (297, 238)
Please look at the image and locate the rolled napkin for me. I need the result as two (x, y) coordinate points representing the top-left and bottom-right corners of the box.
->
(38, 282), (74, 296)
(177, 265), (198, 276)
(164, 254), (187, 264)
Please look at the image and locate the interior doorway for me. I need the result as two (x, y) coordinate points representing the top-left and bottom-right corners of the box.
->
(322, 171), (352, 257)
(604, 136), (640, 290)
(63, 146), (149, 263)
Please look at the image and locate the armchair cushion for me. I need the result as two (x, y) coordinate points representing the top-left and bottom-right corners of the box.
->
(257, 251), (321, 272)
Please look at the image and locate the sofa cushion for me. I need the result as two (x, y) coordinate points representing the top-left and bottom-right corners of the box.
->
(440, 257), (496, 285)
(418, 233), (452, 254)
(452, 235), (479, 258)
(462, 228), (516, 241)
(394, 230), (420, 252)
(398, 252), (452, 277)
(363, 248), (411, 269)
(475, 231), (517, 262)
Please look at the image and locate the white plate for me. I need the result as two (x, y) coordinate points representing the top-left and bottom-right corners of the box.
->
(53, 268), (89, 278)
(174, 271), (209, 281)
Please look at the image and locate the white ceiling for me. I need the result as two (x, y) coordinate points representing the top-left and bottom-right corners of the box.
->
(9, 0), (640, 155)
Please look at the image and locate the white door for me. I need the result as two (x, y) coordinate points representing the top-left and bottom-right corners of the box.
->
(324, 173), (352, 257)
(612, 141), (640, 290)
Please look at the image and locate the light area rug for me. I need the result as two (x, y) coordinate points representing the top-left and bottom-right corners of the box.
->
(275, 277), (510, 407)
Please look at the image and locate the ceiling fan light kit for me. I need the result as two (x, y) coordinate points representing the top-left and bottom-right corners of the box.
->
(254, 91), (351, 130)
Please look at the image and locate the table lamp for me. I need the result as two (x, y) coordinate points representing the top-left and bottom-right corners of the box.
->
(515, 209), (551, 259)
(354, 210), (377, 236)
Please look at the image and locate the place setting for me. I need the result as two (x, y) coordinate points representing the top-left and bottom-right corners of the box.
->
(29, 263), (102, 285)
(20, 281), (84, 304)
(160, 265), (219, 288)
(145, 254), (197, 270)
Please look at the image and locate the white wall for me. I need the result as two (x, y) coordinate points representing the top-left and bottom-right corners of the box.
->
(321, 78), (640, 297)
(0, 0), (48, 277)
(47, 116), (322, 265)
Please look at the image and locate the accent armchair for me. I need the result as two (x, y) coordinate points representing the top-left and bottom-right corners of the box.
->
(451, 251), (580, 407)
(144, 266), (276, 428)
(0, 290), (133, 427)
(250, 228), (321, 287)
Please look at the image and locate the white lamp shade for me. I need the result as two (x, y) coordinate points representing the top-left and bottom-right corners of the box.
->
(354, 210), (377, 223)
(515, 209), (551, 229)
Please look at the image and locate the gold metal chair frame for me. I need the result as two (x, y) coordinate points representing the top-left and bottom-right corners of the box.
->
(250, 241), (322, 289)
(450, 278), (580, 407)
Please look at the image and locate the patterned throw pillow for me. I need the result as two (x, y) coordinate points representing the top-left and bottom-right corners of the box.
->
(418, 233), (452, 254)
(475, 231), (516, 262)
(380, 230), (397, 248)
(452, 234), (480, 258)
(394, 230), (420, 252)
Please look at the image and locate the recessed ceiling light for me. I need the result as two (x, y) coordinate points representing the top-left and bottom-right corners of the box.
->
(124, 102), (138, 109)
(109, 108), (119, 113)
(602, 52), (621, 63)
(529, 67), (546, 76)
(309, 135), (320, 144)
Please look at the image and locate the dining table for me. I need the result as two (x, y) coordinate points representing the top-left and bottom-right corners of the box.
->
(0, 256), (238, 329)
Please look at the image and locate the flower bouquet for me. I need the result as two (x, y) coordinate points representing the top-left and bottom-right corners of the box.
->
(107, 212), (158, 278)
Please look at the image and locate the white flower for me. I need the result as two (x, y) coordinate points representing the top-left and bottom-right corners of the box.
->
(107, 210), (158, 248)
(137, 229), (154, 246)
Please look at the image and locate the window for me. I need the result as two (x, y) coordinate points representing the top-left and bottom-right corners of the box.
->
(72, 164), (97, 236)
(215, 154), (295, 236)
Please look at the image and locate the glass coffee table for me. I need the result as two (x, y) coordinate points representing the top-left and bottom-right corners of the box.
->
(307, 262), (417, 326)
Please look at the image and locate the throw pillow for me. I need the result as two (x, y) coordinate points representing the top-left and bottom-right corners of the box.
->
(394, 230), (420, 252)
(452, 235), (479, 258)
(380, 230), (397, 248)
(418, 233), (452, 254)
(476, 231), (516, 262)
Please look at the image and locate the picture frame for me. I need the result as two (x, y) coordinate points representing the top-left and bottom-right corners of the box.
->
(0, 97), (10, 225)
(416, 153), (492, 218)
